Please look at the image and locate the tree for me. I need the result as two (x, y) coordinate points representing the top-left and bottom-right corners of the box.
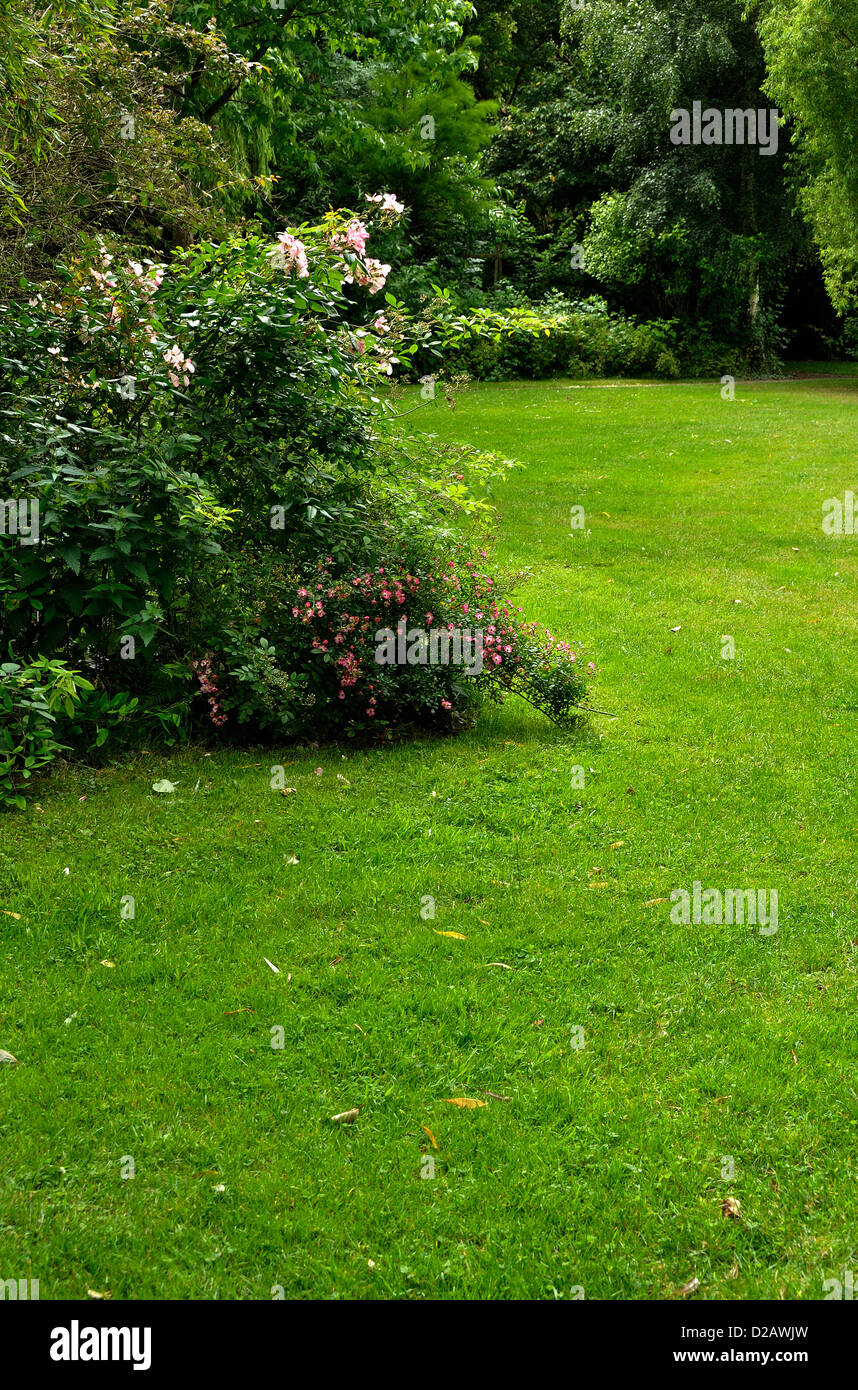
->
(760, 0), (858, 311)
(560, 0), (803, 354)
(0, 0), (112, 224)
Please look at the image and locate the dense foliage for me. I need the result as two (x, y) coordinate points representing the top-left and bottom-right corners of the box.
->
(5, 0), (858, 801)
(0, 193), (588, 802)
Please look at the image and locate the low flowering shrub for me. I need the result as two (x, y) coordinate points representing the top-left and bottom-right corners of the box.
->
(266, 554), (589, 736)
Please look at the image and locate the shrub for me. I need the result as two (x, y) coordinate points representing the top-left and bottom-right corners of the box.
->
(0, 195), (591, 769)
(0, 657), (92, 808)
(396, 285), (773, 381)
(399, 289), (684, 380)
(203, 553), (590, 739)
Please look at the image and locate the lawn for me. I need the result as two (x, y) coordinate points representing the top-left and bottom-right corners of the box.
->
(2, 375), (857, 1301)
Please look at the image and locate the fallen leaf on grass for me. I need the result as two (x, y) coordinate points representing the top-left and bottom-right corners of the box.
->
(610, 841), (625, 849)
(422, 1125), (439, 1150)
(645, 897), (668, 906)
(263, 957), (280, 974)
(87, 1290), (110, 1300)
(670, 625), (682, 632)
(678, 1277), (700, 1297)
(331, 1108), (360, 1124)
(285, 854), (299, 865)
(100, 960), (115, 968)
(2, 910), (20, 919)
(152, 779), (178, 794)
(721, 1197), (741, 1219)
(433, 930), (467, 940)
(0, 1050), (18, 1065)
(444, 1098), (487, 1109)
(482, 1090), (511, 1102)
(482, 961), (512, 970)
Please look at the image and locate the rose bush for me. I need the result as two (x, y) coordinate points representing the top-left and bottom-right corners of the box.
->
(0, 193), (592, 796)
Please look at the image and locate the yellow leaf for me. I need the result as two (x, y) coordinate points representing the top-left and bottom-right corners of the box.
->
(2, 910), (20, 919)
(444, 1098), (487, 1108)
(610, 841), (625, 849)
(645, 897), (667, 906)
(422, 1125), (439, 1150)
(433, 930), (467, 940)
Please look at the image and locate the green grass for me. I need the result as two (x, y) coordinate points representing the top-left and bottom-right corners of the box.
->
(3, 375), (858, 1300)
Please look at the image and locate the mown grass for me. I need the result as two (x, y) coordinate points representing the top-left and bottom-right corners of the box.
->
(2, 375), (858, 1300)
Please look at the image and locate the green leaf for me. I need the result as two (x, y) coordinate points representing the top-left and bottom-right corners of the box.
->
(58, 543), (81, 574)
